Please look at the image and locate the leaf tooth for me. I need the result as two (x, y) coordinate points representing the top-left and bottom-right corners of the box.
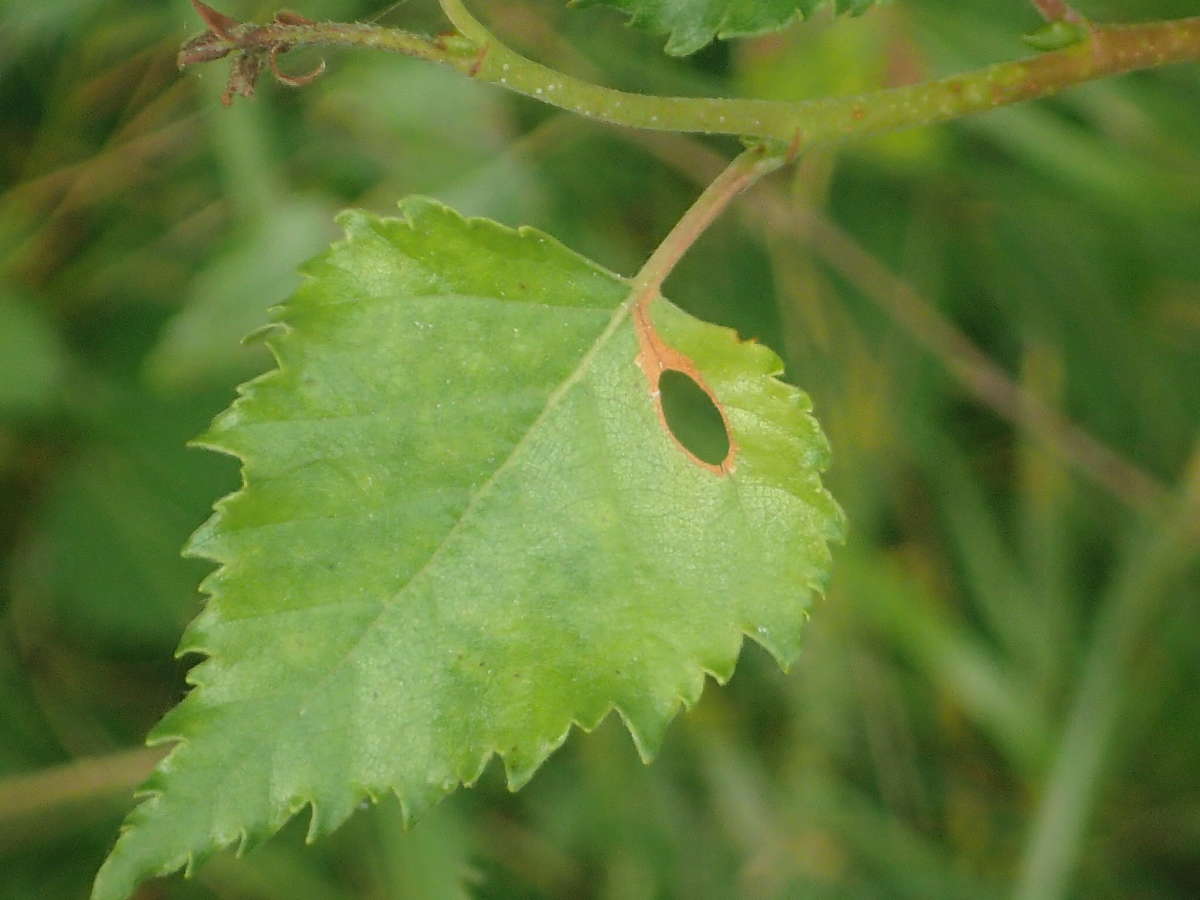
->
(240, 320), (283, 347)
(332, 207), (380, 242)
(674, 661), (710, 710)
(693, 626), (746, 685)
(743, 611), (807, 671)
(183, 508), (235, 564)
(455, 747), (495, 790)
(397, 779), (451, 827)
(185, 827), (236, 874)
(613, 699), (677, 763)
(502, 720), (578, 791)
(187, 426), (246, 460)
(303, 794), (346, 843)
(232, 825), (256, 858)
(148, 702), (196, 746)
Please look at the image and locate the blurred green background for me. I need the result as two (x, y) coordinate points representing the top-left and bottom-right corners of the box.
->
(2, 0), (1198, 897)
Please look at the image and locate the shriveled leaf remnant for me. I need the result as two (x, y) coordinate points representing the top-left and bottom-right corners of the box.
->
(93, 198), (843, 900)
(572, 0), (885, 56)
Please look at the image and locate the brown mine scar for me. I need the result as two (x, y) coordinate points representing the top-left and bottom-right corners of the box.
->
(633, 294), (737, 476)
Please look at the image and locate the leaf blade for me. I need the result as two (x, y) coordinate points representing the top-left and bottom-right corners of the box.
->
(571, 0), (886, 56)
(94, 197), (843, 900)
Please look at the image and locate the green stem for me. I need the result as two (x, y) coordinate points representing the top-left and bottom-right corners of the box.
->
(451, 1), (1199, 145)
(178, 20), (480, 76)
(184, 2), (1200, 150)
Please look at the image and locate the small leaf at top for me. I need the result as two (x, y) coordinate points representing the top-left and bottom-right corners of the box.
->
(570, 0), (886, 56)
(92, 198), (844, 900)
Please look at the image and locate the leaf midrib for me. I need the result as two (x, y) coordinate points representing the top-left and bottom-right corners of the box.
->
(385, 294), (637, 595)
(220, 284), (643, 756)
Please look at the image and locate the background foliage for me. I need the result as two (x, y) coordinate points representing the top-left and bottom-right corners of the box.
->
(1, 0), (1198, 897)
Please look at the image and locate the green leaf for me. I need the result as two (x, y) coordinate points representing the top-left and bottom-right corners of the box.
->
(93, 198), (843, 900)
(572, 0), (885, 56)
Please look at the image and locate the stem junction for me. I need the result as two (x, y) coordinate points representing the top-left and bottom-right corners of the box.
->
(179, 0), (1200, 153)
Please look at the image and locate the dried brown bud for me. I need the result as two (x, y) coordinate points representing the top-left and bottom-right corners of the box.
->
(190, 0), (241, 40)
(222, 52), (264, 106)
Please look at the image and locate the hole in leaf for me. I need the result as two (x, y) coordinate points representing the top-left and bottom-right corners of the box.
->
(658, 369), (729, 467)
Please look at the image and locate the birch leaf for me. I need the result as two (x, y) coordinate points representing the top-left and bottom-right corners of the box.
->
(93, 197), (843, 900)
